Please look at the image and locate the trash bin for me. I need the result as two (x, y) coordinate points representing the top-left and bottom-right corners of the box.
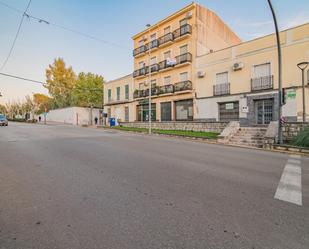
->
(109, 117), (116, 127)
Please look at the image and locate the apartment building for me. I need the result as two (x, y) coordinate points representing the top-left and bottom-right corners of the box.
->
(195, 23), (309, 125)
(104, 74), (134, 123)
(131, 2), (241, 122)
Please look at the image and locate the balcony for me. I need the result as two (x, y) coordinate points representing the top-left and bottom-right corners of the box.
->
(146, 63), (159, 74)
(158, 84), (174, 95)
(147, 39), (159, 51)
(173, 24), (192, 41)
(133, 45), (147, 57)
(174, 80), (192, 92)
(251, 75), (273, 91)
(158, 59), (175, 71)
(158, 33), (173, 48)
(175, 52), (192, 67)
(213, 83), (230, 96)
(133, 67), (147, 78)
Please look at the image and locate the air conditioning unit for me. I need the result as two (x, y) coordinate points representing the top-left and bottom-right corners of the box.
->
(232, 62), (244, 71)
(197, 71), (205, 78)
(186, 11), (193, 19)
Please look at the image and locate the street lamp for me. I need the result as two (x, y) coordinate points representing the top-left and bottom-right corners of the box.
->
(297, 61), (309, 122)
(267, 0), (283, 144)
(146, 23), (152, 134)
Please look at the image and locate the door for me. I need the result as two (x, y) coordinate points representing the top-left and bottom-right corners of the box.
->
(219, 101), (239, 121)
(255, 99), (274, 124)
(161, 102), (171, 121)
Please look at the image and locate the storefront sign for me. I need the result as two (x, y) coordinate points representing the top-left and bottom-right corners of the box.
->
(287, 89), (296, 99)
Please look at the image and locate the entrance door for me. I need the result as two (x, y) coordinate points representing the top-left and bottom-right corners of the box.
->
(255, 99), (274, 124)
(219, 101), (239, 121)
(161, 102), (171, 121)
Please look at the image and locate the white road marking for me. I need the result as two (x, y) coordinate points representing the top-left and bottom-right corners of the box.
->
(274, 155), (302, 206)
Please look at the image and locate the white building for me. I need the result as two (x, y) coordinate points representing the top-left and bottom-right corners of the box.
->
(45, 107), (102, 126)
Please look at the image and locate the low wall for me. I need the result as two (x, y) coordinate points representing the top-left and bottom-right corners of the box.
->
(119, 121), (228, 133)
(283, 122), (309, 142)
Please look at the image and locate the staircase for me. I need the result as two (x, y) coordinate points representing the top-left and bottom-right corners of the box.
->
(228, 127), (267, 148)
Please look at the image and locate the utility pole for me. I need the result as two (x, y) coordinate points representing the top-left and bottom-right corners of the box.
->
(146, 24), (152, 134)
(297, 62), (309, 122)
(267, 0), (283, 144)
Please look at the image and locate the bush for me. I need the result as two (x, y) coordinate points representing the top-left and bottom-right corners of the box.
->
(291, 127), (309, 148)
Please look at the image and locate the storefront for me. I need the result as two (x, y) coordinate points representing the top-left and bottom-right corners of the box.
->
(175, 99), (193, 121)
(137, 103), (156, 121)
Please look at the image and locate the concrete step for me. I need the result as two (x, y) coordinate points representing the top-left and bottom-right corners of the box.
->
(229, 142), (264, 148)
(229, 139), (264, 144)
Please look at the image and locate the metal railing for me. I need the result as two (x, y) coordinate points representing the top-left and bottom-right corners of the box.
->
(146, 63), (159, 74)
(174, 80), (192, 92)
(175, 52), (192, 65)
(133, 67), (147, 78)
(147, 39), (159, 50)
(158, 32), (173, 46)
(133, 45), (147, 56)
(158, 84), (174, 94)
(173, 24), (192, 39)
(158, 59), (175, 71)
(251, 75), (274, 91)
(213, 82), (230, 96)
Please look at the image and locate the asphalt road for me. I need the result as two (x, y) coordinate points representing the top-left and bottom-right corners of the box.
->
(0, 122), (308, 249)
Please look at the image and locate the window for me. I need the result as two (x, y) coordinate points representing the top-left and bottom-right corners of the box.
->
(139, 82), (145, 90)
(108, 89), (112, 102)
(164, 76), (171, 85)
(107, 108), (111, 118)
(125, 84), (129, 100)
(150, 57), (156, 65)
(139, 61), (145, 69)
(164, 26), (170, 35)
(125, 107), (129, 122)
(161, 102), (172, 121)
(179, 18), (187, 27)
(180, 45), (188, 55)
(138, 39), (144, 47)
(116, 87), (120, 101)
(175, 99), (193, 121)
(180, 72), (188, 82)
(253, 63), (271, 78)
(216, 72), (228, 85)
(137, 104), (156, 121)
(151, 79), (156, 88)
(164, 51), (171, 60)
(150, 33), (156, 41)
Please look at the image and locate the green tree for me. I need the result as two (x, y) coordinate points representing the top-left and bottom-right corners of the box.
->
(0, 104), (6, 114)
(72, 72), (104, 108)
(45, 58), (76, 108)
(33, 93), (52, 114)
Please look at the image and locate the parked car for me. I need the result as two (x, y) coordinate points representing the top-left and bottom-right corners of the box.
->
(0, 114), (8, 126)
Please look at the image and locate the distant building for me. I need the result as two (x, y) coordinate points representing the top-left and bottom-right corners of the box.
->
(103, 74), (134, 123)
(46, 106), (101, 126)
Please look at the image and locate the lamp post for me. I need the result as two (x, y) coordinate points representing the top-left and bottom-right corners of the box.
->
(297, 61), (309, 122)
(267, 0), (283, 144)
(146, 23), (152, 134)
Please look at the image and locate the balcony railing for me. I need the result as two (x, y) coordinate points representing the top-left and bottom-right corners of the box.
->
(133, 45), (147, 57)
(213, 83), (230, 96)
(158, 84), (174, 95)
(146, 63), (159, 74)
(133, 67), (147, 78)
(147, 39), (159, 50)
(158, 59), (175, 71)
(175, 52), (192, 65)
(251, 75), (273, 91)
(173, 24), (192, 40)
(174, 80), (192, 92)
(158, 32), (173, 46)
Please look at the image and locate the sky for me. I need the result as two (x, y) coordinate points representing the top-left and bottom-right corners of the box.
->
(0, 0), (309, 104)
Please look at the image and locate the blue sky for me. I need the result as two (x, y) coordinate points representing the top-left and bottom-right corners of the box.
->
(0, 0), (309, 104)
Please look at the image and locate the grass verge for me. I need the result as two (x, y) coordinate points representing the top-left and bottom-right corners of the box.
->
(112, 126), (219, 139)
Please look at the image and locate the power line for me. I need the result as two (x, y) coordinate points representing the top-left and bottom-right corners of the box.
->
(0, 1), (130, 49)
(0, 0), (32, 71)
(0, 72), (103, 92)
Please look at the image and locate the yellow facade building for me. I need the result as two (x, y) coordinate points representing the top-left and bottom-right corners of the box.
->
(104, 74), (134, 123)
(195, 23), (309, 125)
(131, 2), (240, 122)
(104, 3), (309, 126)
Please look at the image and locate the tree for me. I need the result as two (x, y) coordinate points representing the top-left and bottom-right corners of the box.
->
(45, 58), (76, 108)
(0, 104), (6, 114)
(33, 93), (52, 114)
(72, 72), (104, 108)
